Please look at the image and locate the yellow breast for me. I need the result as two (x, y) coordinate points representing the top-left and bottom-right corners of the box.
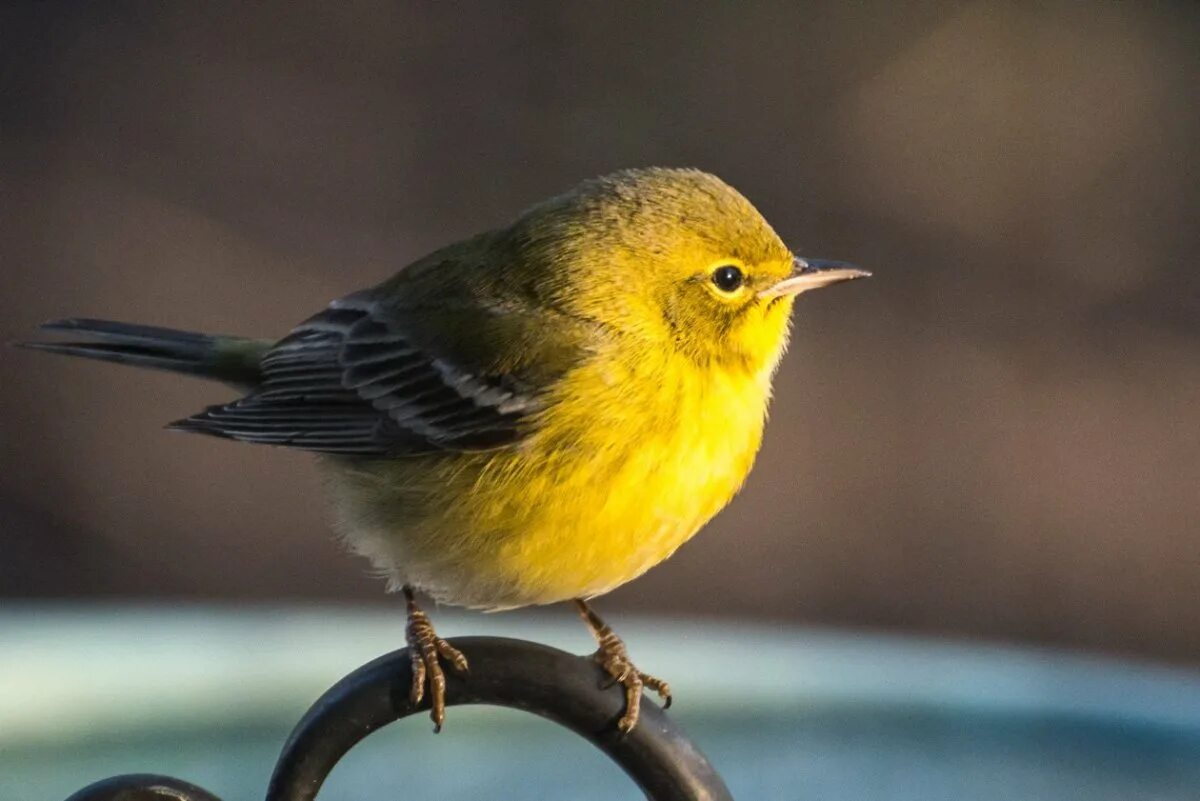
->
(463, 341), (774, 606)
(327, 340), (779, 610)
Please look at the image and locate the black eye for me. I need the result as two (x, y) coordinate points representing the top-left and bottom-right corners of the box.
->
(711, 265), (744, 293)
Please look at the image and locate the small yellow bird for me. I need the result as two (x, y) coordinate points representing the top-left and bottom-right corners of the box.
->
(23, 168), (868, 732)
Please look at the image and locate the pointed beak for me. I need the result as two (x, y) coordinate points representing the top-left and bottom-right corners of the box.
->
(759, 257), (872, 299)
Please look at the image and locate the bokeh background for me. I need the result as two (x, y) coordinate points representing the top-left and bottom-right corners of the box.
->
(3, 1), (1198, 664)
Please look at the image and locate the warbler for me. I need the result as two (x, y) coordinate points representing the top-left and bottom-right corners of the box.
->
(23, 168), (868, 732)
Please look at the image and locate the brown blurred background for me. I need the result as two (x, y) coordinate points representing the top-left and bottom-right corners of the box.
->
(2, 2), (1198, 663)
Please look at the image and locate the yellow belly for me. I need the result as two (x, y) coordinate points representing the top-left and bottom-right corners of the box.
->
(325, 350), (772, 610)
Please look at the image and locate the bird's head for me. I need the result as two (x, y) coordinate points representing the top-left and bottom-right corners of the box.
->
(509, 168), (868, 376)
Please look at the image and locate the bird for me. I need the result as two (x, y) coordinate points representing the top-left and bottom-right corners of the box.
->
(21, 167), (869, 733)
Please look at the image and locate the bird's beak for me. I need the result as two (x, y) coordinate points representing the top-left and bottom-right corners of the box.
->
(759, 257), (872, 299)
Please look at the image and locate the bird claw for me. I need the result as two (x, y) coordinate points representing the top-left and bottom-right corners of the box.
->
(592, 637), (672, 733)
(574, 599), (673, 733)
(405, 595), (469, 732)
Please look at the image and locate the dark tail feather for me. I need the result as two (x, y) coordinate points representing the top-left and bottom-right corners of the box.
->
(18, 318), (270, 390)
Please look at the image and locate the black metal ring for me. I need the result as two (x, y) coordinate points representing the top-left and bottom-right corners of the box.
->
(64, 636), (733, 801)
(65, 774), (223, 801)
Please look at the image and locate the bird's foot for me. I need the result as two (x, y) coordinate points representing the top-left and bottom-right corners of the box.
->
(592, 638), (673, 734)
(404, 587), (469, 732)
(575, 599), (672, 733)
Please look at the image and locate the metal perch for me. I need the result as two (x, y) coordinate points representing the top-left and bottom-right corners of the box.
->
(64, 636), (734, 801)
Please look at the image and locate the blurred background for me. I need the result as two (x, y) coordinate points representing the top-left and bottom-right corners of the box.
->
(2, 1), (1199, 666)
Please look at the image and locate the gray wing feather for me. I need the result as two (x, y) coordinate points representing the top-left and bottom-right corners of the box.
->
(171, 295), (540, 455)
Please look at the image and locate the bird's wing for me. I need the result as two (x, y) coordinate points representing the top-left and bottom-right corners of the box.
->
(172, 291), (582, 455)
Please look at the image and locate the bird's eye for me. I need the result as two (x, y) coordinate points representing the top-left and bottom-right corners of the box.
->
(711, 265), (745, 293)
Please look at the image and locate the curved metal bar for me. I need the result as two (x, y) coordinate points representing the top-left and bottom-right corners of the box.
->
(65, 774), (224, 801)
(266, 636), (733, 801)
(62, 637), (733, 801)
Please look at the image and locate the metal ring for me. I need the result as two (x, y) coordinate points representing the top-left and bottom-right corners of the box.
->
(64, 636), (733, 801)
(65, 774), (223, 801)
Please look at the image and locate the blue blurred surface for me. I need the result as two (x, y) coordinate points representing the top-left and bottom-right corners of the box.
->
(2, 606), (1199, 800)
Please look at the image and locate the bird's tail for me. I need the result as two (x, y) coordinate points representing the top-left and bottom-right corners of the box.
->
(18, 318), (271, 391)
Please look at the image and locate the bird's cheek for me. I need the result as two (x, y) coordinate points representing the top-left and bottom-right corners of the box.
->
(737, 301), (792, 356)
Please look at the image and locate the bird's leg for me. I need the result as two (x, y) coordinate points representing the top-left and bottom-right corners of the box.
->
(403, 585), (469, 732)
(573, 598), (672, 733)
